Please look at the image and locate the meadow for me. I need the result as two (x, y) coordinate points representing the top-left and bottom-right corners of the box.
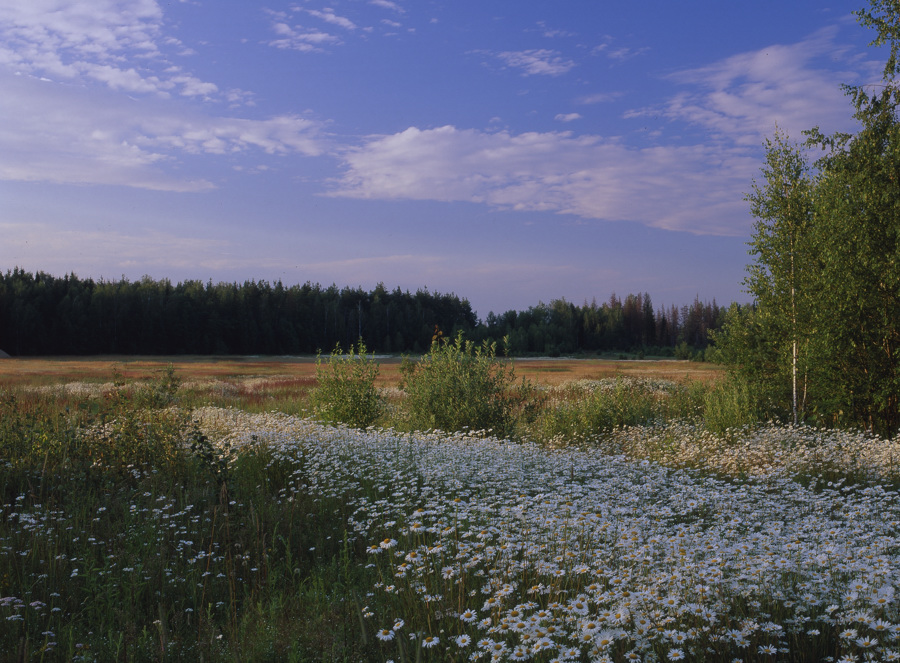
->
(1, 352), (899, 662)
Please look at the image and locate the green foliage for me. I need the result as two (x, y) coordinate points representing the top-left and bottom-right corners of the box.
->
(0, 269), (478, 356)
(0, 378), (383, 662)
(399, 331), (534, 438)
(702, 376), (764, 436)
(719, 3), (900, 435)
(134, 363), (182, 408)
(529, 378), (712, 446)
(311, 340), (384, 428)
(529, 378), (666, 445)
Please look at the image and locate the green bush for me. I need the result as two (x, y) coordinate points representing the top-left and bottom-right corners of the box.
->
(399, 331), (533, 438)
(311, 340), (384, 428)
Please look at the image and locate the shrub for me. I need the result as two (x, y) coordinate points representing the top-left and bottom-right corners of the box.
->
(311, 340), (384, 428)
(399, 331), (533, 438)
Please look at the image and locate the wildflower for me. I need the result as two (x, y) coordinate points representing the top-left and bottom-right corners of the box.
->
(376, 629), (394, 641)
(595, 630), (618, 648)
(758, 644), (777, 655)
(667, 649), (685, 661)
(421, 635), (439, 648)
(581, 620), (601, 636)
(456, 634), (472, 647)
(510, 646), (530, 660)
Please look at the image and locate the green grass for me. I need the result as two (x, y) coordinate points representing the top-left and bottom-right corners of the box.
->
(0, 380), (382, 662)
(5, 358), (887, 662)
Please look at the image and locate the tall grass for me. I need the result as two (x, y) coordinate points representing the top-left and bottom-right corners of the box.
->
(3, 359), (899, 661)
(0, 378), (380, 662)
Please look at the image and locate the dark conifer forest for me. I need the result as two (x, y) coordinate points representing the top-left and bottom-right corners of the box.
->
(0, 269), (724, 356)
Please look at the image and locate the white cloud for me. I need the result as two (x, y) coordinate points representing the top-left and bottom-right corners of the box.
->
(0, 0), (234, 102)
(496, 49), (576, 76)
(330, 126), (757, 235)
(579, 92), (623, 105)
(644, 27), (876, 145)
(269, 23), (340, 52)
(555, 113), (581, 122)
(142, 114), (325, 157)
(592, 41), (648, 61)
(0, 72), (325, 190)
(306, 8), (357, 31)
(370, 0), (404, 12)
(536, 22), (575, 39)
(326, 28), (882, 238)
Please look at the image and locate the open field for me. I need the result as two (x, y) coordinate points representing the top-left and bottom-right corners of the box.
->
(4, 355), (900, 662)
(0, 355), (724, 388)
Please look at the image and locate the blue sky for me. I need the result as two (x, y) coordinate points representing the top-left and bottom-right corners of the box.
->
(0, 1), (887, 317)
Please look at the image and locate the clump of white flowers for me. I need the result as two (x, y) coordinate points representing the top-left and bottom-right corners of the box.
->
(187, 409), (900, 661)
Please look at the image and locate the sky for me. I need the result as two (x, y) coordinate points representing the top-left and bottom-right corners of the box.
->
(0, 1), (889, 318)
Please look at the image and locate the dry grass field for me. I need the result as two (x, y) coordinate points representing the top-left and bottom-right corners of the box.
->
(0, 355), (723, 389)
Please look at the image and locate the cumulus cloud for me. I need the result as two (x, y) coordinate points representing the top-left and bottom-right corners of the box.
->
(496, 49), (576, 76)
(555, 113), (581, 122)
(330, 125), (757, 235)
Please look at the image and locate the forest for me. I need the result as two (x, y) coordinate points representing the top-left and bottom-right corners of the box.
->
(0, 268), (725, 357)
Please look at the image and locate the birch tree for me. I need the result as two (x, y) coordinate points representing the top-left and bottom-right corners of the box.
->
(744, 128), (814, 425)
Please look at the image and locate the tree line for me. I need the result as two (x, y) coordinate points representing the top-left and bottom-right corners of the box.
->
(715, 0), (900, 435)
(0, 268), (724, 357)
(481, 293), (724, 357)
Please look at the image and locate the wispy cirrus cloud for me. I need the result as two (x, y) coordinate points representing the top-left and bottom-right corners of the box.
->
(330, 125), (757, 235)
(269, 21), (340, 52)
(636, 26), (879, 145)
(0, 0), (236, 101)
(369, 0), (404, 13)
(0, 72), (325, 191)
(593, 44), (649, 61)
(578, 92), (623, 105)
(495, 49), (576, 76)
(305, 8), (357, 31)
